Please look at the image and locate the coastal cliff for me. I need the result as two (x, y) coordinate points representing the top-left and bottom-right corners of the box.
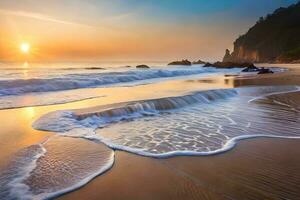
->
(223, 2), (300, 63)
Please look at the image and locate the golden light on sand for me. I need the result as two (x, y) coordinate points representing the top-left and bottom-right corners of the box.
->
(20, 43), (30, 54)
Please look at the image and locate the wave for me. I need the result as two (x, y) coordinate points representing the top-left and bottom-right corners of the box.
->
(33, 88), (238, 133)
(0, 67), (238, 96)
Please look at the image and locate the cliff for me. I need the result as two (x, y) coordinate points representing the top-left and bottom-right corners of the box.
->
(223, 2), (300, 63)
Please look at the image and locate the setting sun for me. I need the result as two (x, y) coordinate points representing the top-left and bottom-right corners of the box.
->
(20, 43), (30, 54)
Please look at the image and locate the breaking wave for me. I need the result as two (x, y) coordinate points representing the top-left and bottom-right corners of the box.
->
(0, 67), (239, 96)
(33, 89), (238, 133)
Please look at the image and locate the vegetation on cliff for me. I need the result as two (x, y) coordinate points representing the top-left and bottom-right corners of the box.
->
(224, 2), (300, 63)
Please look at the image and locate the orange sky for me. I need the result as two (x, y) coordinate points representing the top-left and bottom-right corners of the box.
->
(0, 0), (296, 62)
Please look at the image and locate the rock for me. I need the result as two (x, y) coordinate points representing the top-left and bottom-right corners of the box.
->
(257, 67), (274, 74)
(203, 61), (256, 69)
(136, 65), (150, 69)
(85, 67), (106, 70)
(192, 60), (206, 64)
(242, 65), (260, 72)
(202, 61), (274, 74)
(223, 49), (232, 62)
(203, 62), (213, 67)
(168, 59), (192, 66)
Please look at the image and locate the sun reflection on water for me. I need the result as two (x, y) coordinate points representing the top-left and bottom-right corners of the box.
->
(23, 107), (36, 120)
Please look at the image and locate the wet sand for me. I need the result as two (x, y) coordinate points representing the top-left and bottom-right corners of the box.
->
(59, 138), (300, 200)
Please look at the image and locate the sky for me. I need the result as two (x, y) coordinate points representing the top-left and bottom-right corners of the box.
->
(0, 0), (297, 62)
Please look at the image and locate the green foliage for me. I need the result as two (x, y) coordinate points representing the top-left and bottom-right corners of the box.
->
(233, 2), (300, 62)
(280, 47), (300, 60)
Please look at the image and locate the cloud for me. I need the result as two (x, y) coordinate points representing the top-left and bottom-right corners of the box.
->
(0, 8), (83, 26)
(0, 8), (119, 32)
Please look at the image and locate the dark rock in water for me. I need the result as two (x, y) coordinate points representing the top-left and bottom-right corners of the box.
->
(192, 60), (206, 64)
(124, 65), (131, 68)
(242, 65), (260, 72)
(168, 59), (192, 66)
(203, 61), (256, 69)
(136, 65), (150, 69)
(85, 67), (106, 70)
(257, 67), (274, 74)
(203, 61), (274, 74)
(203, 62), (213, 67)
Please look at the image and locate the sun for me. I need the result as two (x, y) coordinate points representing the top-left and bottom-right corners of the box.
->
(20, 43), (30, 54)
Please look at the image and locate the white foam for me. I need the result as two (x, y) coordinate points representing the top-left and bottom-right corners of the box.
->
(3, 140), (49, 200)
(0, 136), (115, 200)
(33, 88), (238, 133)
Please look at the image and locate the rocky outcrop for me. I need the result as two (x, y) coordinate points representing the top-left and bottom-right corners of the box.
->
(168, 59), (192, 66)
(203, 61), (274, 74)
(192, 60), (206, 64)
(136, 65), (150, 69)
(223, 2), (300, 63)
(222, 49), (232, 62)
(203, 61), (256, 69)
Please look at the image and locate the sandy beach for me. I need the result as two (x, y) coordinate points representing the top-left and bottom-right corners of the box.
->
(0, 64), (299, 200)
